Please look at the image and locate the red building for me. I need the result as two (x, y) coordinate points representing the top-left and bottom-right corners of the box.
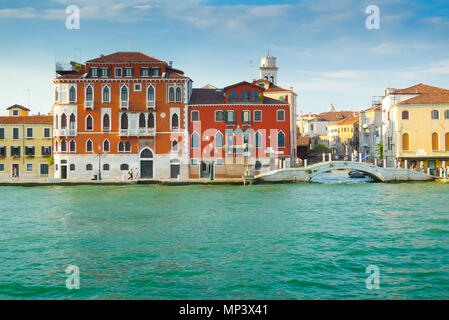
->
(188, 81), (291, 178)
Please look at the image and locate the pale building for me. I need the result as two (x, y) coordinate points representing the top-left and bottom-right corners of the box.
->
(259, 53), (278, 85)
(359, 98), (382, 159)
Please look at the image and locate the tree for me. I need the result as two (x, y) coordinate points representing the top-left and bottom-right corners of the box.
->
(375, 142), (383, 159)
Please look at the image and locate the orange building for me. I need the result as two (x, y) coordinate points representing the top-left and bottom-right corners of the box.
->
(52, 52), (192, 179)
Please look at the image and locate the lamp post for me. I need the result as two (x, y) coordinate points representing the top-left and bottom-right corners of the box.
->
(95, 145), (106, 181)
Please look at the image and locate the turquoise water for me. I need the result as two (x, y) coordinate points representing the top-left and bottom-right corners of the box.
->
(0, 172), (448, 299)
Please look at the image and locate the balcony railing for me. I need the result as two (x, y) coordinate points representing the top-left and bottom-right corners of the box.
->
(53, 129), (77, 137)
(119, 128), (155, 137)
(120, 101), (129, 109)
(147, 100), (155, 109)
(85, 100), (93, 109)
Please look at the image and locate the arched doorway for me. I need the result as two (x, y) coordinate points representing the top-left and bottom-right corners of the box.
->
(140, 148), (154, 178)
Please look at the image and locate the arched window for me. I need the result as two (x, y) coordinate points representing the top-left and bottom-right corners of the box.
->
(169, 87), (175, 101)
(70, 164), (75, 171)
(69, 140), (76, 152)
(125, 141), (131, 152)
(445, 110), (449, 119)
(103, 114), (110, 131)
(86, 164), (93, 171)
(171, 113), (179, 130)
(55, 114), (59, 129)
(278, 131), (285, 148)
(69, 86), (76, 102)
(55, 87), (59, 101)
(147, 85), (155, 102)
(141, 148), (153, 158)
(120, 164), (129, 171)
(61, 139), (67, 152)
(176, 87), (182, 102)
(103, 139), (110, 152)
(172, 139), (178, 152)
(446, 133), (449, 151)
(69, 113), (76, 130)
(120, 85), (128, 101)
(148, 113), (154, 128)
(55, 140), (59, 152)
(432, 132), (439, 151)
(103, 164), (110, 171)
(102, 86), (110, 102)
(85, 85), (93, 101)
(255, 131), (262, 148)
(431, 110), (439, 120)
(121, 113), (128, 130)
(86, 139), (93, 152)
(86, 115), (93, 130)
(402, 110), (409, 120)
(402, 133), (410, 151)
(61, 114), (67, 129)
(191, 132), (199, 148)
(139, 113), (146, 129)
(118, 141), (124, 152)
(215, 131), (223, 148)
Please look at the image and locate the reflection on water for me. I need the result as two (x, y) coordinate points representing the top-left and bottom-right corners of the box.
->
(310, 170), (374, 184)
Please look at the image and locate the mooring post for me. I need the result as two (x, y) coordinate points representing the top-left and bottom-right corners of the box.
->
(359, 153), (362, 163)
(304, 159), (308, 168)
(383, 159), (387, 168)
(404, 160), (408, 170)
(427, 168), (431, 175)
(322, 153), (325, 162)
(328, 153), (332, 162)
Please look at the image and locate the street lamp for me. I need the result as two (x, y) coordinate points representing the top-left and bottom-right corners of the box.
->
(95, 145), (106, 180)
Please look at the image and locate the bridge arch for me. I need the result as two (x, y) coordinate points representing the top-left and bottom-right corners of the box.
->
(305, 162), (385, 182)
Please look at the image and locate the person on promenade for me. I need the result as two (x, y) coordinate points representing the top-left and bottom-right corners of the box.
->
(135, 168), (140, 180)
(128, 169), (133, 181)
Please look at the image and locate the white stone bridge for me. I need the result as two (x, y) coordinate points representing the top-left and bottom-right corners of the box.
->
(255, 161), (434, 183)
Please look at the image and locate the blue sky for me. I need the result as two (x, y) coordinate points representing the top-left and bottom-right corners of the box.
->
(1, 0), (449, 116)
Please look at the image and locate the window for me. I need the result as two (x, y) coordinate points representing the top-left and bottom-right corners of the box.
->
(27, 164), (33, 172)
(26, 128), (33, 138)
(148, 113), (155, 128)
(86, 115), (93, 130)
(61, 140), (67, 152)
(215, 131), (223, 148)
(13, 128), (19, 139)
(402, 110), (409, 120)
(115, 68), (122, 77)
(44, 128), (51, 138)
(138, 113), (146, 129)
(402, 133), (410, 151)
(431, 110), (439, 120)
(0, 164), (4, 171)
(13, 110), (19, 116)
(69, 114), (76, 130)
(254, 110), (262, 122)
(215, 111), (224, 122)
(40, 164), (49, 175)
(103, 164), (110, 171)
(252, 91), (259, 101)
(25, 146), (35, 156)
(147, 86), (155, 103)
(230, 90), (237, 101)
(171, 113), (179, 130)
(120, 164), (129, 171)
(103, 140), (110, 152)
(172, 139), (178, 152)
(86, 164), (93, 171)
(176, 87), (182, 102)
(169, 87), (175, 102)
(0, 146), (6, 157)
(277, 110), (285, 121)
(124, 68), (133, 77)
(0, 128), (4, 139)
(242, 111), (251, 125)
(121, 85), (128, 101)
(255, 131), (262, 148)
(90, 68), (98, 77)
(134, 83), (142, 91)
(103, 114), (110, 131)
(11, 146), (20, 157)
(445, 133), (449, 151)
(278, 131), (285, 148)
(141, 68), (150, 77)
(125, 141), (131, 152)
(70, 164), (75, 171)
(216, 158), (223, 166)
(86, 139), (93, 152)
(225, 111), (236, 125)
(55, 114), (59, 129)
(102, 86), (110, 102)
(55, 87), (59, 102)
(85, 85), (93, 102)
(432, 133), (439, 151)
(101, 68), (109, 77)
(444, 110), (449, 119)
(55, 140), (58, 152)
(191, 159), (198, 166)
(191, 132), (199, 148)
(69, 140), (76, 152)
(191, 110), (199, 122)
(151, 68), (159, 76)
(69, 86), (76, 102)
(41, 146), (51, 156)
(255, 160), (262, 170)
(118, 141), (124, 152)
(121, 113), (128, 130)
(242, 91), (250, 101)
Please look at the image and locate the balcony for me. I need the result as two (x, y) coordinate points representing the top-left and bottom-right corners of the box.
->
(85, 100), (93, 110)
(119, 128), (155, 137)
(53, 129), (77, 137)
(120, 101), (129, 109)
(147, 101), (155, 109)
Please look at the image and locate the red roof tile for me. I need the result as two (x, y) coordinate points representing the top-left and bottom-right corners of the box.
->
(86, 52), (165, 64)
(0, 115), (53, 124)
(392, 83), (449, 94)
(6, 104), (30, 111)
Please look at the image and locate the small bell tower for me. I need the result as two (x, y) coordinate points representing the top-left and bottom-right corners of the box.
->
(259, 50), (278, 85)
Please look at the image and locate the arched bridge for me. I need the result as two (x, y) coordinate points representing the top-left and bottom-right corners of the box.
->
(255, 161), (434, 183)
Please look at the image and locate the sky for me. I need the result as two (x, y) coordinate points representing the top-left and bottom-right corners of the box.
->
(1, 0), (449, 116)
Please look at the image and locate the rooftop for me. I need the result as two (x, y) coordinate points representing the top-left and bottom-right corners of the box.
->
(189, 88), (288, 105)
(0, 115), (52, 124)
(86, 52), (165, 64)
(6, 104), (30, 111)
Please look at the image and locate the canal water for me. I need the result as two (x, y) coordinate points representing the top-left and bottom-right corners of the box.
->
(0, 174), (448, 299)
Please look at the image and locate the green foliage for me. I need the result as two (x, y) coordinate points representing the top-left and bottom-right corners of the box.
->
(313, 144), (328, 151)
(47, 157), (54, 166)
(329, 164), (334, 168)
(305, 169), (312, 174)
(375, 142), (383, 159)
(258, 93), (264, 102)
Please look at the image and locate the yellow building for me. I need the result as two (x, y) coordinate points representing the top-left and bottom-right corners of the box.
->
(382, 83), (449, 172)
(0, 105), (54, 179)
(326, 116), (359, 155)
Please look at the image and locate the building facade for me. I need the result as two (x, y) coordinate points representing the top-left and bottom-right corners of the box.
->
(188, 81), (290, 178)
(52, 52), (192, 180)
(327, 116), (359, 157)
(0, 105), (53, 178)
(359, 101), (382, 159)
(381, 83), (449, 172)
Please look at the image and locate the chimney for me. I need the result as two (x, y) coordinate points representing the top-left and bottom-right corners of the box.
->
(169, 61), (173, 68)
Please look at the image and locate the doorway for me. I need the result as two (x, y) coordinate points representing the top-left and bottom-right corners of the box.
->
(141, 160), (153, 178)
(61, 165), (67, 179)
(200, 161), (211, 178)
(12, 164), (19, 177)
(170, 164), (180, 179)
